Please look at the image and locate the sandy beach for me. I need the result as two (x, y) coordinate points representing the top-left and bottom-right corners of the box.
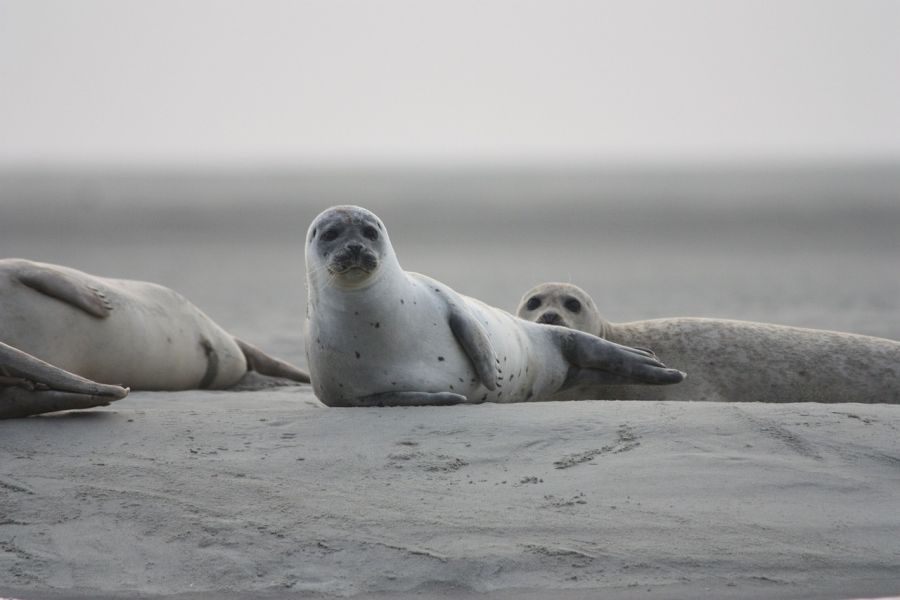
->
(1, 167), (899, 599)
(2, 392), (900, 600)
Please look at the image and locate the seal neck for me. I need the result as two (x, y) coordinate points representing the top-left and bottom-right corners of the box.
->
(597, 318), (613, 340)
(308, 260), (407, 314)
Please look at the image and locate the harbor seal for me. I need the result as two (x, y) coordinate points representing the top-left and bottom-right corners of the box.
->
(1, 340), (128, 419)
(304, 206), (685, 407)
(0, 259), (310, 396)
(517, 282), (900, 403)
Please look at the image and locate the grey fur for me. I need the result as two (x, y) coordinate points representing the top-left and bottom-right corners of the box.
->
(1, 258), (310, 396)
(518, 282), (900, 403)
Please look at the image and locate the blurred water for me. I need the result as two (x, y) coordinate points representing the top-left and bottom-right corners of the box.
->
(1, 166), (899, 369)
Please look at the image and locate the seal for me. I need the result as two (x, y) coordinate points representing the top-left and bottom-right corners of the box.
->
(0, 259), (310, 395)
(304, 206), (685, 407)
(1, 340), (128, 419)
(516, 282), (900, 403)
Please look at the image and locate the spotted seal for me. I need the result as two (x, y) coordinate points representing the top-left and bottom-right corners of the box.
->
(304, 206), (684, 407)
(517, 282), (900, 403)
(0, 259), (309, 406)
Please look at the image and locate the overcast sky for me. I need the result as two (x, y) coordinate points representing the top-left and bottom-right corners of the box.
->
(1, 0), (898, 166)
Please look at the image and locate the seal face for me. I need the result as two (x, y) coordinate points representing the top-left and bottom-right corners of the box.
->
(517, 282), (608, 336)
(516, 281), (900, 403)
(309, 206), (387, 287)
(305, 206), (685, 407)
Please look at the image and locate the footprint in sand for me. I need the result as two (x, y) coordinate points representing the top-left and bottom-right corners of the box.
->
(553, 424), (641, 469)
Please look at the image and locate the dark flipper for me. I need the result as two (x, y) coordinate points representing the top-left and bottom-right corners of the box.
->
(560, 330), (685, 385)
(1, 388), (122, 419)
(563, 367), (677, 389)
(448, 307), (498, 390)
(16, 263), (113, 318)
(235, 338), (311, 384)
(354, 391), (467, 407)
(1, 341), (128, 419)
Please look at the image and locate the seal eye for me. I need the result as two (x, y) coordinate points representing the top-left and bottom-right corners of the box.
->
(320, 228), (340, 242)
(362, 226), (379, 241)
(564, 298), (582, 313)
(526, 297), (541, 311)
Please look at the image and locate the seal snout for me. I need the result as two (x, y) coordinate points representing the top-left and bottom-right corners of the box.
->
(537, 311), (566, 326)
(329, 243), (379, 275)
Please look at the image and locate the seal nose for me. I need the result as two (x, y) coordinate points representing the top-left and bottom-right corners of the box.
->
(537, 311), (564, 326)
(347, 242), (364, 256)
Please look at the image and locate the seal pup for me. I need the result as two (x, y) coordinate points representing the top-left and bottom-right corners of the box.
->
(0, 259), (310, 392)
(1, 340), (128, 419)
(517, 282), (900, 403)
(304, 206), (684, 407)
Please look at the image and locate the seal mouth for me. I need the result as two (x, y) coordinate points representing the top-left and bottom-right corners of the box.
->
(537, 311), (567, 327)
(328, 263), (375, 275)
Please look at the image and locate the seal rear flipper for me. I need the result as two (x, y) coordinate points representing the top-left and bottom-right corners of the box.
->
(354, 391), (467, 407)
(16, 263), (113, 318)
(234, 338), (311, 383)
(1, 341), (128, 418)
(0, 387), (126, 419)
(448, 308), (499, 390)
(560, 329), (685, 385)
(1, 341), (129, 398)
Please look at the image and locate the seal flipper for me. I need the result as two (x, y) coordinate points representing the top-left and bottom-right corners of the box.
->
(1, 340), (128, 419)
(560, 329), (685, 385)
(562, 367), (666, 389)
(234, 338), (311, 383)
(448, 307), (498, 390)
(16, 263), (113, 318)
(1, 387), (124, 419)
(355, 391), (467, 407)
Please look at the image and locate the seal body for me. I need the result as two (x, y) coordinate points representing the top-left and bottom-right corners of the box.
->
(0, 259), (309, 391)
(305, 206), (684, 407)
(517, 282), (900, 403)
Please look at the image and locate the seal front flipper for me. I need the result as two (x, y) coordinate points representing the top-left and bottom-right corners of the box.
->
(448, 306), (499, 390)
(234, 338), (311, 383)
(562, 368), (678, 389)
(355, 391), (467, 407)
(560, 329), (685, 385)
(15, 262), (113, 318)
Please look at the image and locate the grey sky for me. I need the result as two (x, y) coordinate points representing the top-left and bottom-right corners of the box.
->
(1, 0), (898, 166)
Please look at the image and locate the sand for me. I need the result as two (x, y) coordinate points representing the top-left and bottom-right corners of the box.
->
(1, 167), (900, 599)
(2, 392), (900, 600)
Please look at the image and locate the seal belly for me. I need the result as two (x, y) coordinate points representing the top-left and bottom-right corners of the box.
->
(80, 281), (248, 389)
(308, 282), (481, 404)
(456, 299), (552, 403)
(0, 272), (246, 390)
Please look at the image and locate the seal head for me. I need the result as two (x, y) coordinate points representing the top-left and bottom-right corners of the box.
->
(307, 206), (397, 289)
(517, 282), (611, 338)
